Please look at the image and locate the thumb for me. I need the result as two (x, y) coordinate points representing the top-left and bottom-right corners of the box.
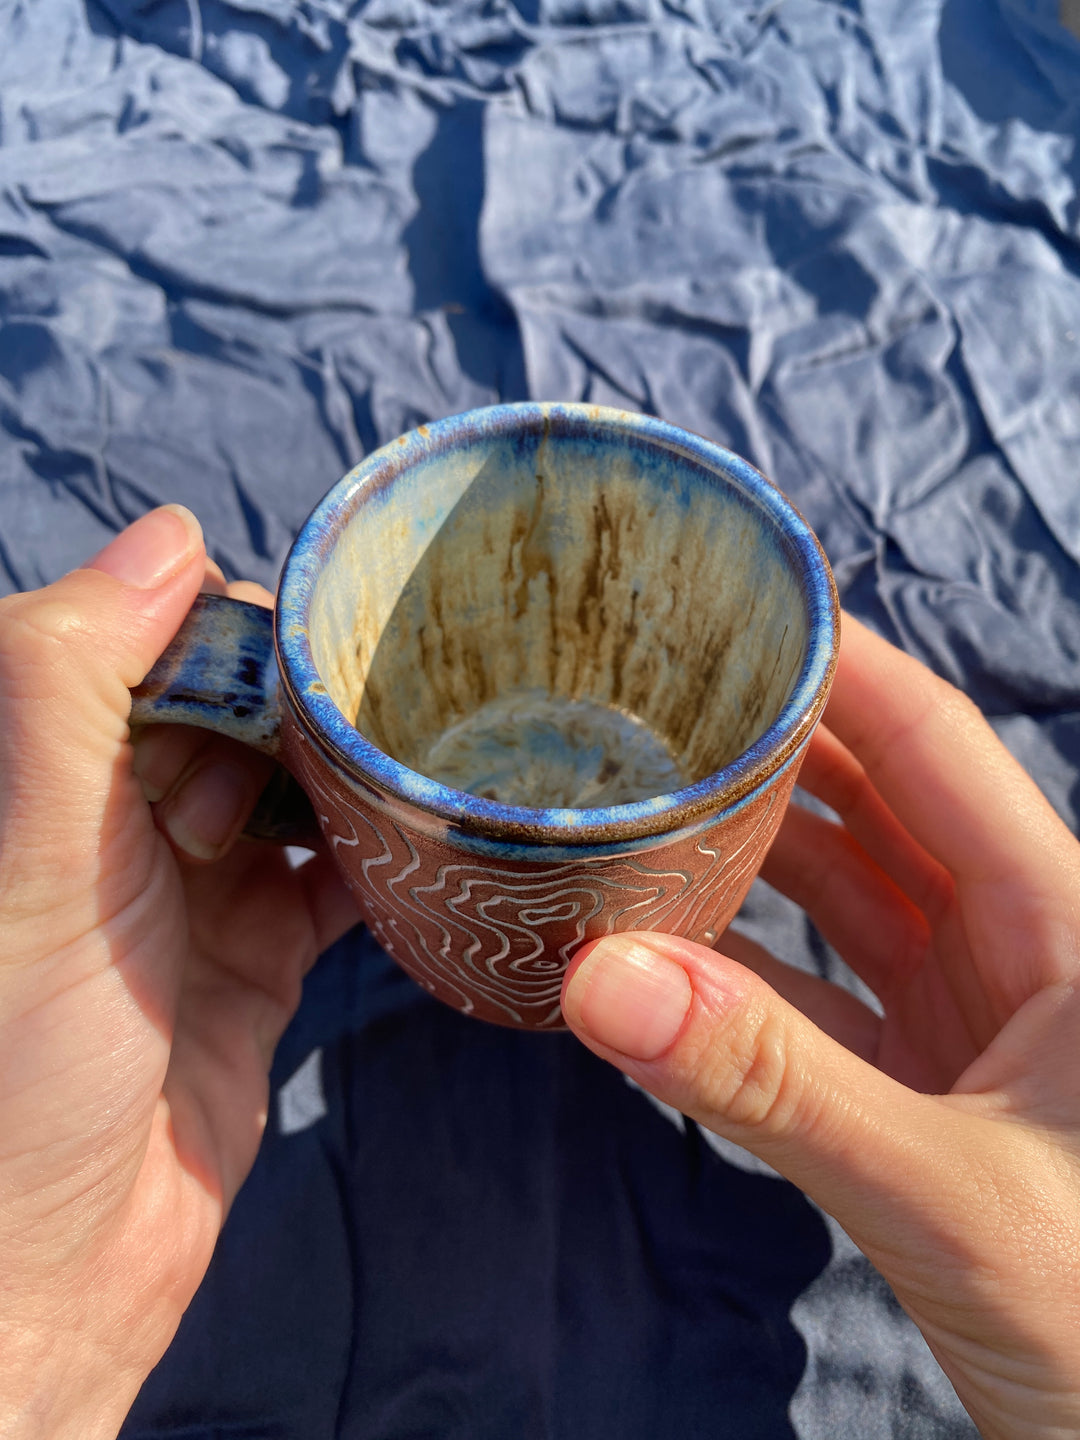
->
(0, 506), (206, 875)
(561, 931), (981, 1268)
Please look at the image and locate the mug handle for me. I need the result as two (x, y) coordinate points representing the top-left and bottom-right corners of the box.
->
(129, 593), (321, 846)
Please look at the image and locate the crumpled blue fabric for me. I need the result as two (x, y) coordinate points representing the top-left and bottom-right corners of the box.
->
(2, 0), (1078, 1435)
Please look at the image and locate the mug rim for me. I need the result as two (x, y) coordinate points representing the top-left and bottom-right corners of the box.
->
(275, 402), (839, 848)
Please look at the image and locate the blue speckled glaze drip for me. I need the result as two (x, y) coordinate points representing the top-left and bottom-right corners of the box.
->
(131, 593), (281, 755)
(275, 402), (839, 852)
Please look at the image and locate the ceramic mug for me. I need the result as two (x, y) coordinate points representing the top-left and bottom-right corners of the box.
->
(131, 403), (839, 1030)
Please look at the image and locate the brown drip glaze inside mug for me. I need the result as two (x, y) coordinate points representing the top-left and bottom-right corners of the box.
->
(305, 425), (807, 812)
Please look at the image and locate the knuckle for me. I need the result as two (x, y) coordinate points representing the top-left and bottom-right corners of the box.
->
(815, 743), (865, 819)
(918, 861), (957, 925)
(0, 594), (90, 670)
(0, 591), (122, 733)
(700, 1000), (807, 1137)
(934, 682), (985, 738)
(877, 909), (933, 998)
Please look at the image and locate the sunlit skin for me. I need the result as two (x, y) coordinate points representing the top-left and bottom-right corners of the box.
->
(2, 509), (1079, 1438)
(0, 509), (357, 1438)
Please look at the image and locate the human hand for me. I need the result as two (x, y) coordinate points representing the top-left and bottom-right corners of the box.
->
(0, 509), (357, 1438)
(562, 614), (1080, 1440)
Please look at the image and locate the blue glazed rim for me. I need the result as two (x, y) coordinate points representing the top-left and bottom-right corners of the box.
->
(275, 403), (839, 848)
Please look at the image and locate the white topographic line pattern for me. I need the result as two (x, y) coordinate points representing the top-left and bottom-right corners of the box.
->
(294, 731), (779, 1028)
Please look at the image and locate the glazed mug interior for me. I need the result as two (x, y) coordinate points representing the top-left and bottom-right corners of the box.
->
(302, 414), (809, 815)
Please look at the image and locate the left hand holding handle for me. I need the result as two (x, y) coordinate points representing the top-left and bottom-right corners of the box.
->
(0, 508), (356, 1438)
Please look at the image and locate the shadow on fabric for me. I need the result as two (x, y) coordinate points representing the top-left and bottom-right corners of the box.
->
(121, 931), (832, 1439)
(403, 99), (529, 402)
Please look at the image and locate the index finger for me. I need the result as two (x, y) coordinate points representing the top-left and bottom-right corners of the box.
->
(824, 615), (1080, 904)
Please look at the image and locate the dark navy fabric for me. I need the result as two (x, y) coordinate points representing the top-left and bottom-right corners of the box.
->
(2, 0), (1079, 1434)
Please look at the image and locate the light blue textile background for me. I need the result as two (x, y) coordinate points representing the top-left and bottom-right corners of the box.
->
(1, 2), (1078, 1434)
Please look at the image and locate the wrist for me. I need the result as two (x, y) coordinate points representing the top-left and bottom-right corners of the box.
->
(0, 1317), (144, 1440)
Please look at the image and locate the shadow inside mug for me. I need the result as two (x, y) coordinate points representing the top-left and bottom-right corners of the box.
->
(350, 435), (805, 815)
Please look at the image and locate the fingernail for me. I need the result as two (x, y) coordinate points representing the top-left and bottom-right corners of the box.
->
(162, 761), (252, 860)
(564, 938), (693, 1060)
(85, 506), (202, 589)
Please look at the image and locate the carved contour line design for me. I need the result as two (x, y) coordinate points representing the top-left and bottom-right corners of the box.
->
(292, 726), (783, 1029)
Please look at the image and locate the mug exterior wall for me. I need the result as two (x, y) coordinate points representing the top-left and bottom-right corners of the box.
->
(283, 714), (801, 1030)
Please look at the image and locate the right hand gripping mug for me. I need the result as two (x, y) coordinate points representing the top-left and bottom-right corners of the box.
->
(132, 404), (839, 1030)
